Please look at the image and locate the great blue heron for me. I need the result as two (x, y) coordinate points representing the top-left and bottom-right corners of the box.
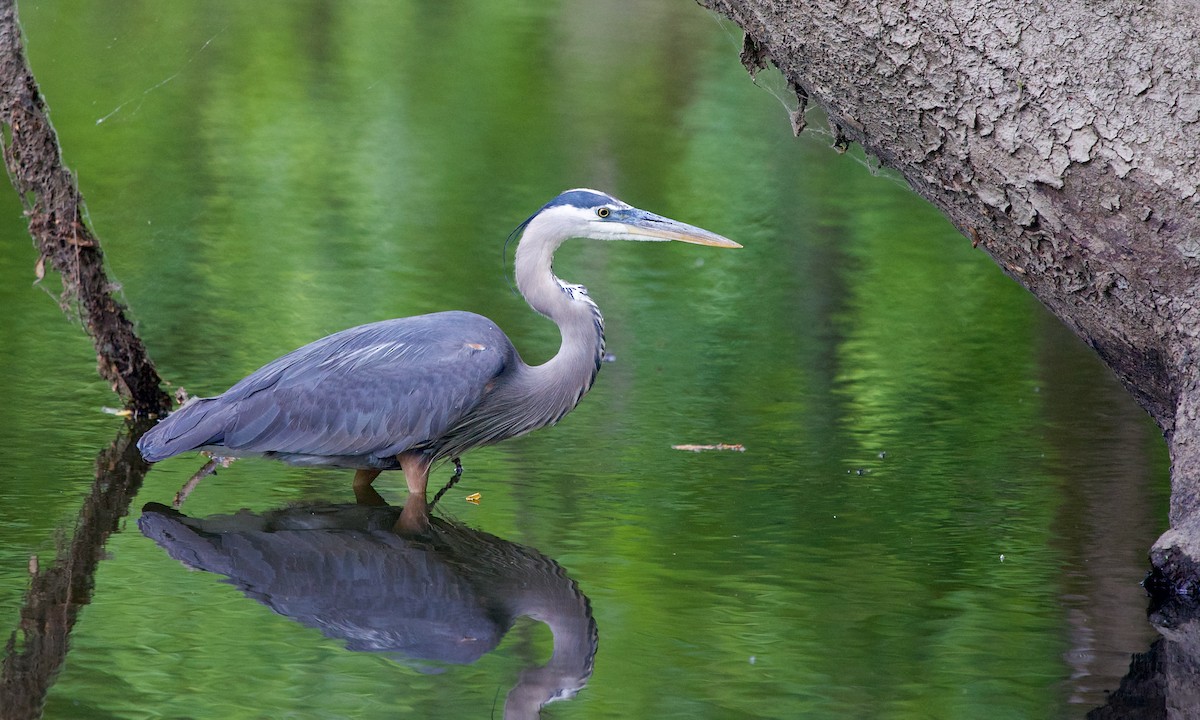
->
(137, 189), (739, 499)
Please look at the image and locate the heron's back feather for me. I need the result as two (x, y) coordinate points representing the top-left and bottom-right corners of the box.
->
(137, 312), (515, 467)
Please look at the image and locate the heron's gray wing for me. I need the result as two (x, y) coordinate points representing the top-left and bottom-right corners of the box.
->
(217, 312), (513, 461)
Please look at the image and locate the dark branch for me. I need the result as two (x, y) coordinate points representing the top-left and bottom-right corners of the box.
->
(0, 0), (170, 415)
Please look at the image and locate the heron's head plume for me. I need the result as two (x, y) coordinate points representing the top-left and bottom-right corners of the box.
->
(514, 188), (740, 250)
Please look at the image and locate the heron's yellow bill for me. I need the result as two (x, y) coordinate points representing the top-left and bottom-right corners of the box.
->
(621, 209), (742, 248)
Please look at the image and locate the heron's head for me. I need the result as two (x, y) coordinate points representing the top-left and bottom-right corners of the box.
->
(522, 188), (741, 249)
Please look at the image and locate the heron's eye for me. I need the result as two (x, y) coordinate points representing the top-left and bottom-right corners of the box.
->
(596, 207), (611, 218)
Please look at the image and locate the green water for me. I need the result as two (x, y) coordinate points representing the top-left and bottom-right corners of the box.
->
(0, 2), (1169, 718)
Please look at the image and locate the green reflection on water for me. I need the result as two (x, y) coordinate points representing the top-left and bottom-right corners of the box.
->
(0, 1), (1168, 719)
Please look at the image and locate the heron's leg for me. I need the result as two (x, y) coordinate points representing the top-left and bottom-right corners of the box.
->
(352, 468), (385, 506)
(394, 491), (431, 535)
(452, 457), (463, 478)
(396, 454), (433, 533)
(397, 452), (432, 497)
(352, 468), (381, 490)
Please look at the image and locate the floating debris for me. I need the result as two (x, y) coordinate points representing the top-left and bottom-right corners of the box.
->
(173, 455), (237, 508)
(465, 492), (481, 505)
(101, 406), (133, 417)
(671, 443), (746, 453)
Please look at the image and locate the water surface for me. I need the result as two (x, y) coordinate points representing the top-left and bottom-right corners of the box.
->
(0, 2), (1168, 718)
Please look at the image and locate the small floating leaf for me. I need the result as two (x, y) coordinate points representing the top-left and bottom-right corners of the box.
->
(465, 492), (481, 505)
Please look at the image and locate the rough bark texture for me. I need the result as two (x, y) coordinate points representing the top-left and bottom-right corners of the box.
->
(0, 0), (170, 416)
(698, 0), (1200, 592)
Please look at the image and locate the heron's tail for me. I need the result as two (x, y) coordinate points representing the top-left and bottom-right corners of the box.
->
(137, 397), (229, 462)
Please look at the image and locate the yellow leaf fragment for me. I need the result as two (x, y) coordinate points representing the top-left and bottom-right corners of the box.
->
(465, 492), (481, 505)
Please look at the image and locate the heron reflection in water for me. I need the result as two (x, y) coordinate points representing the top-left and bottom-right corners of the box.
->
(137, 190), (738, 499)
(138, 494), (598, 719)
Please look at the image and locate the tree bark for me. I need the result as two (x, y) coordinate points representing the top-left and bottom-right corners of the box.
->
(698, 0), (1200, 590)
(0, 0), (170, 416)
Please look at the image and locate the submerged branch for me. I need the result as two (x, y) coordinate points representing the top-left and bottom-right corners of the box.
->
(0, 0), (170, 415)
(0, 422), (153, 718)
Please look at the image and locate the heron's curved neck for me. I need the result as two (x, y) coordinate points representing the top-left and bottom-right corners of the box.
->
(503, 582), (598, 716)
(513, 216), (606, 396)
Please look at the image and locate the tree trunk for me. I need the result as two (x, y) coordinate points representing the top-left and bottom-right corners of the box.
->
(698, 0), (1200, 591)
